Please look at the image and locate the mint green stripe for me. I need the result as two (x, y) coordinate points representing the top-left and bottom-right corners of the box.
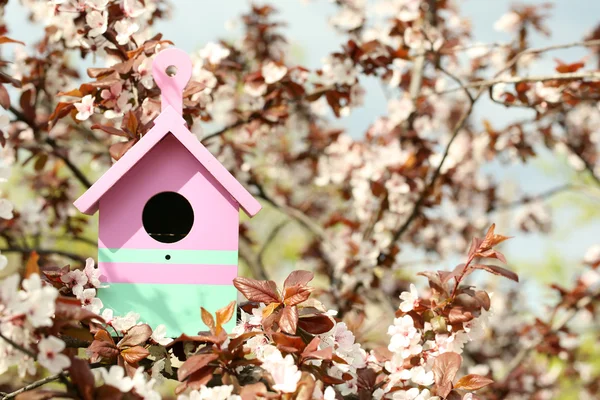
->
(98, 248), (238, 265)
(99, 283), (237, 337)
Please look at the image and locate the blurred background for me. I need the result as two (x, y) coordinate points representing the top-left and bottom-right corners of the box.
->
(2, 0), (600, 313)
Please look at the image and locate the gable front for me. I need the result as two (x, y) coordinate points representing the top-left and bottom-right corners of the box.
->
(98, 133), (240, 252)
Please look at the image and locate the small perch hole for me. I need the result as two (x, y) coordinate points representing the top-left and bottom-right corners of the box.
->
(166, 65), (178, 77)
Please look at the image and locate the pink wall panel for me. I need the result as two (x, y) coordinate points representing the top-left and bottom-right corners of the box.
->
(98, 134), (239, 251)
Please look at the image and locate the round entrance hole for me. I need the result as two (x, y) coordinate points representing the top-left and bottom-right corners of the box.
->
(142, 192), (194, 243)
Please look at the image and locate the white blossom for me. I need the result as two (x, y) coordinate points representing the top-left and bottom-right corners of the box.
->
(494, 12), (520, 33)
(86, 10), (107, 37)
(37, 336), (71, 374)
(399, 284), (419, 313)
(330, 7), (363, 31)
(321, 56), (357, 86)
(0, 251), (7, 271)
(0, 198), (14, 220)
(20, 274), (59, 328)
(262, 62), (288, 84)
(388, 95), (415, 126)
(84, 258), (102, 288)
(151, 324), (172, 346)
(387, 315), (422, 358)
(78, 288), (103, 314)
(260, 347), (302, 393)
(111, 311), (140, 332)
(99, 365), (135, 392)
(115, 20), (139, 45)
(199, 42), (230, 65)
(176, 385), (241, 400)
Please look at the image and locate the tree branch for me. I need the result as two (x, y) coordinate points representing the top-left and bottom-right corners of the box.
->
(491, 183), (575, 211)
(201, 85), (334, 143)
(8, 106), (92, 189)
(378, 65), (482, 265)
(0, 373), (65, 400)
(0, 331), (36, 360)
(0, 247), (87, 264)
(436, 70), (600, 96)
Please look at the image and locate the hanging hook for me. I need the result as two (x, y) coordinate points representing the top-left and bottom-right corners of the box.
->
(152, 48), (193, 115)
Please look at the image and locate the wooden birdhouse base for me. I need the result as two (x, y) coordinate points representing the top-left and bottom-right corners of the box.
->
(100, 283), (237, 337)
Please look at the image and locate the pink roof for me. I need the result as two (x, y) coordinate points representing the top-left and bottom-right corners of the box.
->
(73, 106), (262, 217)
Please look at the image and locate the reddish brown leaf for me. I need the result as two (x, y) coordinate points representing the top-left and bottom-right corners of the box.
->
(261, 302), (280, 319)
(123, 111), (138, 136)
(121, 345), (150, 364)
(89, 339), (119, 360)
(297, 314), (335, 334)
(302, 346), (332, 361)
(0, 84), (9, 109)
(182, 367), (214, 392)
(442, 263), (467, 284)
(109, 140), (136, 161)
(454, 374), (494, 390)
(201, 307), (216, 334)
(48, 102), (75, 125)
(239, 382), (267, 400)
(68, 358), (95, 400)
(215, 301), (236, 335)
(448, 307), (475, 324)
(91, 124), (130, 138)
(554, 58), (585, 73)
(283, 270), (314, 289)
(95, 385), (124, 400)
(283, 284), (314, 307)
(272, 332), (306, 353)
(279, 306), (299, 334)
(474, 290), (491, 311)
(472, 264), (519, 282)
(227, 331), (263, 352)
(177, 353), (219, 382)
(480, 224), (512, 250)
(233, 277), (281, 303)
(118, 324), (152, 348)
(0, 36), (25, 45)
(433, 352), (462, 398)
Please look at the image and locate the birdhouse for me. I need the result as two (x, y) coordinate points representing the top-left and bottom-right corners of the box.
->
(73, 48), (261, 337)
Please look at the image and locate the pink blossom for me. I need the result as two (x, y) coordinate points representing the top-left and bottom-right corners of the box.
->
(74, 95), (95, 121)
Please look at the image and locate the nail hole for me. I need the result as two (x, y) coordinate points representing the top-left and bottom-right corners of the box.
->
(165, 65), (177, 77)
(165, 254), (171, 260)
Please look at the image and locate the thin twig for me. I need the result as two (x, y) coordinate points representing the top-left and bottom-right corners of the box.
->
(0, 331), (37, 359)
(0, 247), (87, 264)
(378, 72), (482, 265)
(0, 373), (65, 400)
(491, 183), (575, 211)
(8, 106), (92, 189)
(257, 220), (289, 273)
(238, 236), (269, 281)
(563, 140), (600, 185)
(498, 39), (600, 78)
(501, 295), (594, 381)
(0, 362), (106, 400)
(436, 70), (600, 96)
(46, 138), (93, 189)
(201, 85), (334, 142)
